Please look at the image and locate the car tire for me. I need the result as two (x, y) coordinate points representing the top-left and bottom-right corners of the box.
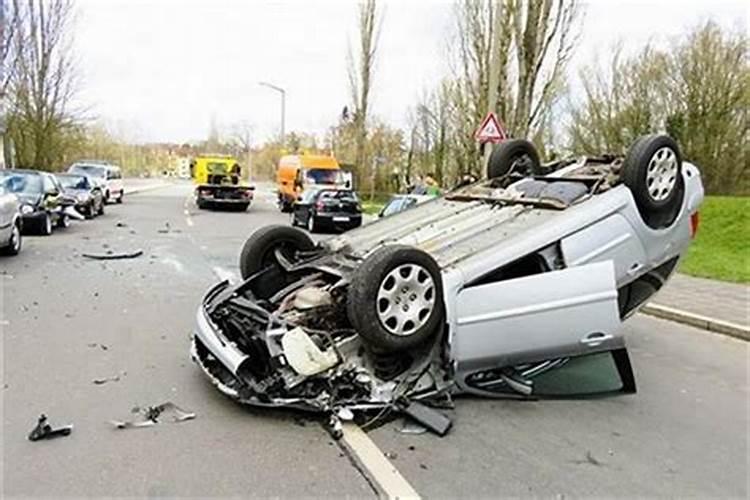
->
(1, 222), (22, 255)
(347, 245), (444, 352)
(97, 200), (105, 216)
(116, 192), (123, 204)
(39, 213), (53, 235)
(57, 213), (70, 229)
(307, 213), (317, 233)
(104, 190), (110, 203)
(487, 139), (542, 179)
(622, 134), (684, 229)
(239, 224), (316, 280)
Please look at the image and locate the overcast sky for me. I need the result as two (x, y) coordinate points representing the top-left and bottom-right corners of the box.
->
(74, 0), (747, 144)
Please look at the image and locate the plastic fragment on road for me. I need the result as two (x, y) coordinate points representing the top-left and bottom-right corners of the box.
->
(110, 401), (196, 430)
(82, 249), (144, 260)
(28, 414), (73, 441)
(399, 400), (452, 437)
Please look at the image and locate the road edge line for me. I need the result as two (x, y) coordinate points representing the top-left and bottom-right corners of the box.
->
(339, 423), (421, 500)
(641, 303), (749, 341)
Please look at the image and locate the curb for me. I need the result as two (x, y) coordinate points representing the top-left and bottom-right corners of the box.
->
(641, 303), (749, 341)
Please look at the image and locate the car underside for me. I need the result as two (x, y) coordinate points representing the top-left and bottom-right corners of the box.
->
(191, 135), (704, 436)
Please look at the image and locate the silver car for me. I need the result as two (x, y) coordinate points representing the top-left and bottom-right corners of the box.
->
(0, 178), (23, 255)
(191, 135), (703, 435)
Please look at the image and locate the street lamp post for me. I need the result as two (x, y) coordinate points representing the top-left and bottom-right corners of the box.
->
(258, 81), (286, 145)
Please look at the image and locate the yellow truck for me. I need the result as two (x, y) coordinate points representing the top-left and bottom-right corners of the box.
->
(191, 155), (255, 210)
(276, 154), (352, 212)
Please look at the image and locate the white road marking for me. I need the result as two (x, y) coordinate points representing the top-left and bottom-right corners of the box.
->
(186, 217), (194, 227)
(341, 423), (421, 499)
(183, 209), (190, 216)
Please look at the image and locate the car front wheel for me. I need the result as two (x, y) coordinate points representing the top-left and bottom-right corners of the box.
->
(347, 245), (444, 352)
(39, 213), (53, 235)
(2, 222), (22, 255)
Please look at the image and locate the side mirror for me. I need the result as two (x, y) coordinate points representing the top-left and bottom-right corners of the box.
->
(296, 196), (303, 202)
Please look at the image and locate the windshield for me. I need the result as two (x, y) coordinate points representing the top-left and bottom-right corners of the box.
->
(382, 197), (414, 217)
(0, 171), (43, 194)
(70, 164), (107, 178)
(57, 175), (90, 190)
(304, 168), (341, 185)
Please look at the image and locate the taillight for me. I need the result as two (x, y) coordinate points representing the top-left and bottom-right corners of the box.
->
(316, 201), (325, 210)
(690, 211), (700, 238)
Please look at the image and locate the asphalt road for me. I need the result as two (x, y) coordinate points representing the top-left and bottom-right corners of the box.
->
(1, 181), (747, 498)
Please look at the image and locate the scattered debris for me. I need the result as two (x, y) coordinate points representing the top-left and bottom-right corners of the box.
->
(419, 463), (428, 470)
(115, 221), (128, 228)
(384, 451), (398, 460)
(28, 414), (73, 441)
(92, 374), (121, 385)
(398, 419), (428, 435)
(156, 222), (180, 234)
(87, 342), (108, 351)
(111, 401), (195, 429)
(82, 249), (144, 260)
(399, 401), (452, 437)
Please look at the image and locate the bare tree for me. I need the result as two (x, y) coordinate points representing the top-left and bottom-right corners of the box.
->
(230, 120), (254, 178)
(347, 0), (381, 186)
(6, 0), (79, 170)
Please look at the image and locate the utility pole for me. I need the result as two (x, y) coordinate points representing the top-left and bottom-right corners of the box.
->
(482, 0), (504, 177)
(258, 81), (286, 146)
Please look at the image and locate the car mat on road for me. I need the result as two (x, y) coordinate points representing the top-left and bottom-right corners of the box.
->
(28, 414), (73, 441)
(82, 249), (143, 260)
(110, 401), (195, 429)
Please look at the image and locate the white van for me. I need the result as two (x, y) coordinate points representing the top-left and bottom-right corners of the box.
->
(68, 162), (124, 203)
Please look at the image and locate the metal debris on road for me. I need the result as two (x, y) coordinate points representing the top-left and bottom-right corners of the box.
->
(82, 249), (144, 260)
(115, 221), (128, 227)
(92, 373), (122, 385)
(110, 401), (196, 430)
(28, 414), (73, 441)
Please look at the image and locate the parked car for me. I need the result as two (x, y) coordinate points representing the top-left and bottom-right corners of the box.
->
(379, 193), (435, 218)
(0, 180), (23, 255)
(290, 187), (362, 233)
(191, 135), (703, 435)
(0, 169), (66, 235)
(68, 162), (124, 203)
(55, 173), (105, 218)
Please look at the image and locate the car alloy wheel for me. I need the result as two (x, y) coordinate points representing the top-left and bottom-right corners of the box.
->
(307, 213), (316, 233)
(645, 146), (678, 202)
(376, 263), (436, 336)
(42, 213), (53, 235)
(9, 224), (21, 253)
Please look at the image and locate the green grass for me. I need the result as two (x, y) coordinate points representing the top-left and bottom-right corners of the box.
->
(680, 196), (749, 283)
(361, 201), (385, 215)
(358, 192), (390, 215)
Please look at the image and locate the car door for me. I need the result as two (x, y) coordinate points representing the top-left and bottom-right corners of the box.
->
(0, 184), (12, 241)
(454, 260), (633, 397)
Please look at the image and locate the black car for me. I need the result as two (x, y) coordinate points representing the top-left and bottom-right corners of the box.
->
(0, 169), (66, 235)
(55, 173), (105, 218)
(291, 188), (362, 233)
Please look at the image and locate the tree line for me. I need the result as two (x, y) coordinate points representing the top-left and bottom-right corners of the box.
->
(0, 0), (746, 195)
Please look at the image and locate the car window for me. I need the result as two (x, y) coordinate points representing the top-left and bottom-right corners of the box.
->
(301, 189), (319, 203)
(319, 190), (357, 201)
(58, 175), (90, 190)
(70, 164), (107, 178)
(382, 197), (406, 217)
(304, 168), (340, 185)
(42, 175), (57, 193)
(0, 172), (43, 194)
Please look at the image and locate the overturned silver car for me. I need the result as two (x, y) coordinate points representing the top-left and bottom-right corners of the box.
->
(191, 135), (704, 435)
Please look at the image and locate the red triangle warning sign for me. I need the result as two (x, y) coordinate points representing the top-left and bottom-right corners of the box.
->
(475, 112), (507, 143)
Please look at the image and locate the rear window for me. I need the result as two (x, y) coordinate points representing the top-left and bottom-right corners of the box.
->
(70, 164), (107, 178)
(319, 190), (357, 201)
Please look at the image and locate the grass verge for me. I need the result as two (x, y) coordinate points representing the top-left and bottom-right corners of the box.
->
(680, 196), (749, 283)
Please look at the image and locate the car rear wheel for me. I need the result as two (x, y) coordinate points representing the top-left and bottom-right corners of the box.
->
(2, 223), (22, 255)
(39, 213), (53, 235)
(97, 199), (105, 216)
(239, 224), (316, 280)
(622, 134), (684, 229)
(116, 191), (124, 204)
(307, 213), (317, 233)
(57, 213), (70, 229)
(347, 245), (444, 352)
(487, 139), (542, 179)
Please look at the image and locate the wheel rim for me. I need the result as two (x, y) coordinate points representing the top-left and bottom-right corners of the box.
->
(646, 147), (678, 202)
(307, 214), (314, 231)
(45, 215), (52, 233)
(10, 225), (20, 251)
(376, 263), (435, 336)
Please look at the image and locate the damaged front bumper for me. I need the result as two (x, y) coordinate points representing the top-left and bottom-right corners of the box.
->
(190, 278), (450, 421)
